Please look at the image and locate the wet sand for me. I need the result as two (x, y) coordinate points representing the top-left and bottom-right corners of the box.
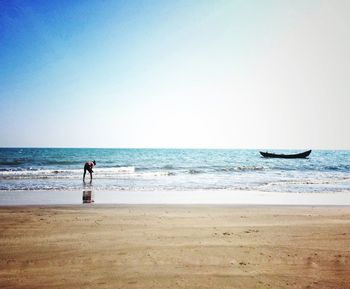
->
(0, 205), (349, 289)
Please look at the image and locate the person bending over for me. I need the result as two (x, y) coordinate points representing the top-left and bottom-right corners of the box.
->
(83, 160), (96, 182)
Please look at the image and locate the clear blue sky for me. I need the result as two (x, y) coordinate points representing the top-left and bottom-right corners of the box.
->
(1, 0), (349, 149)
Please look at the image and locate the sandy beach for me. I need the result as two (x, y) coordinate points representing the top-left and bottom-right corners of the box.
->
(0, 205), (349, 289)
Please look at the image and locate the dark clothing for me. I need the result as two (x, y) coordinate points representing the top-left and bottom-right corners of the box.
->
(84, 163), (93, 174)
(83, 161), (95, 181)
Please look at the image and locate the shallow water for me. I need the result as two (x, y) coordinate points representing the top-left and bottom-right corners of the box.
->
(0, 148), (349, 193)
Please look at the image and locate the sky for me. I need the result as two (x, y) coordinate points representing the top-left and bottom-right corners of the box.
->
(0, 0), (349, 149)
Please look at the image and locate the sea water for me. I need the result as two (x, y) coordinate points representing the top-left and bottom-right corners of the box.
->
(0, 148), (349, 194)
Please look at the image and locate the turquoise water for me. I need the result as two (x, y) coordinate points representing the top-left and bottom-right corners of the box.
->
(0, 148), (349, 193)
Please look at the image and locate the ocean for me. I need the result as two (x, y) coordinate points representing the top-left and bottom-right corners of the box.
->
(0, 148), (349, 194)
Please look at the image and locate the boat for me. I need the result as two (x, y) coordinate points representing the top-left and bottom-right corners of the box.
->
(259, 150), (312, 159)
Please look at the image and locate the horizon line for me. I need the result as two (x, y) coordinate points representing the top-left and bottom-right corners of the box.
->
(0, 146), (348, 151)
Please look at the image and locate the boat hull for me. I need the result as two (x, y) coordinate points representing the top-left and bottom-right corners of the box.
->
(260, 150), (312, 159)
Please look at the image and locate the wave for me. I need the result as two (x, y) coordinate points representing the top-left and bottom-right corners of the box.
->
(0, 159), (83, 166)
(162, 165), (174, 170)
(96, 167), (136, 173)
(1, 174), (349, 192)
(135, 171), (174, 177)
(324, 164), (350, 171)
(0, 166), (176, 180)
(214, 166), (264, 172)
(235, 166), (264, 171)
(45, 160), (83, 165)
(0, 160), (28, 165)
(260, 177), (350, 188)
(0, 159), (82, 166)
(0, 169), (78, 180)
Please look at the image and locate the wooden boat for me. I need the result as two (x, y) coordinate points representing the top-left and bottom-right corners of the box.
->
(259, 150), (312, 159)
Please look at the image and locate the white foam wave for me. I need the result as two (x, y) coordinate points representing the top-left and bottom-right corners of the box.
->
(260, 176), (350, 188)
(135, 171), (173, 177)
(0, 169), (79, 179)
(0, 166), (174, 180)
(95, 167), (135, 174)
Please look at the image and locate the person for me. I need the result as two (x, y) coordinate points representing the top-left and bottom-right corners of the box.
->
(83, 160), (96, 182)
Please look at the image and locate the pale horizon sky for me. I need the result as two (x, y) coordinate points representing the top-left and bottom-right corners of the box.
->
(1, 0), (350, 150)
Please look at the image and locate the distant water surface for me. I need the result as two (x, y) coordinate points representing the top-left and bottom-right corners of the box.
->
(0, 148), (349, 193)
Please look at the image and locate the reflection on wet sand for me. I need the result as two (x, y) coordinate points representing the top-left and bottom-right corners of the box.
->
(82, 190), (94, 204)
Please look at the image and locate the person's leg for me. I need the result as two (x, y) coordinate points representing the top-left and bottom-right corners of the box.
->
(88, 168), (93, 181)
(83, 167), (87, 181)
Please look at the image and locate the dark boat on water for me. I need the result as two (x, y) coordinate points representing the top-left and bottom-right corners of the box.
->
(260, 150), (312, 159)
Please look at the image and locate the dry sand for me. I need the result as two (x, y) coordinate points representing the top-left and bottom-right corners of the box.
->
(0, 205), (349, 289)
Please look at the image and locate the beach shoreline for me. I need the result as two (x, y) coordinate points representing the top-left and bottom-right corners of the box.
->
(2, 149), (350, 194)
(1, 204), (349, 289)
(1, 189), (350, 206)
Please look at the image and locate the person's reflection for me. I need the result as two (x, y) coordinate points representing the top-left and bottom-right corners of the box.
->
(82, 190), (94, 204)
